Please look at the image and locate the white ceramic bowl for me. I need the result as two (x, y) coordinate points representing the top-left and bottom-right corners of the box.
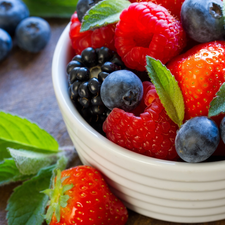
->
(52, 23), (225, 223)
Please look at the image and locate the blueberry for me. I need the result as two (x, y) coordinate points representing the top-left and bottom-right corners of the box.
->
(0, 0), (29, 34)
(15, 17), (51, 53)
(100, 70), (143, 111)
(181, 0), (225, 43)
(0, 28), (12, 61)
(220, 117), (225, 144)
(175, 117), (220, 163)
(76, 0), (102, 22)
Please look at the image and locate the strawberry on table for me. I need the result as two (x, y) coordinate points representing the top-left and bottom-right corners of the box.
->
(43, 165), (128, 225)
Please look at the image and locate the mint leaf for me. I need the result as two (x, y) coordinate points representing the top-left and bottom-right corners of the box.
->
(6, 156), (67, 225)
(146, 56), (185, 127)
(80, 0), (131, 32)
(53, 156), (68, 173)
(23, 0), (78, 18)
(0, 159), (32, 186)
(208, 83), (225, 117)
(6, 165), (54, 225)
(8, 148), (59, 175)
(0, 111), (59, 161)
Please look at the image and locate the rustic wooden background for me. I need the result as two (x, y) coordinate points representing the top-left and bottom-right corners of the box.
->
(0, 18), (225, 225)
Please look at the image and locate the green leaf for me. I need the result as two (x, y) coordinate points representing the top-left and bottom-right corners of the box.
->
(208, 82), (225, 117)
(0, 159), (32, 186)
(80, 0), (131, 32)
(22, 0), (78, 18)
(6, 158), (67, 225)
(146, 56), (185, 127)
(8, 148), (59, 175)
(6, 165), (55, 225)
(0, 111), (59, 161)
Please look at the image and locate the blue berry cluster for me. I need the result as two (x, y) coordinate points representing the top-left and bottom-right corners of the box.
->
(175, 116), (225, 163)
(0, 0), (51, 61)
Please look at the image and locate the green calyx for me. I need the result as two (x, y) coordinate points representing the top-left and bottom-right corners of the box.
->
(42, 170), (73, 224)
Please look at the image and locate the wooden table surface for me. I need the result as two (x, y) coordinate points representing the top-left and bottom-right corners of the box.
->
(0, 18), (225, 225)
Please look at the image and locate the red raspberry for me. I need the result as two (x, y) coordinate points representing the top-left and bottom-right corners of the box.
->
(103, 82), (179, 160)
(114, 2), (187, 71)
(129, 0), (185, 19)
(69, 12), (116, 54)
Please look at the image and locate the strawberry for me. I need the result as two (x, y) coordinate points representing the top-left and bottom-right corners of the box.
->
(43, 165), (128, 225)
(167, 41), (225, 122)
(103, 82), (179, 160)
(129, 0), (185, 19)
(69, 12), (116, 55)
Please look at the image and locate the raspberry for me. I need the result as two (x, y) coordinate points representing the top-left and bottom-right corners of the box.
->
(129, 0), (185, 19)
(114, 2), (187, 71)
(69, 12), (116, 55)
(103, 82), (179, 160)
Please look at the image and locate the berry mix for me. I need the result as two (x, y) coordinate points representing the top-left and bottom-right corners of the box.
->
(67, 0), (225, 163)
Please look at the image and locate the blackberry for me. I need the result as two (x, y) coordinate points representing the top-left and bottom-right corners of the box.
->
(67, 47), (125, 134)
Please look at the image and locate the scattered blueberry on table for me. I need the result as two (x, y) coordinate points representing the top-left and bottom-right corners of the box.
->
(0, 0), (51, 61)
(0, 28), (12, 61)
(15, 16), (51, 53)
(0, 0), (29, 34)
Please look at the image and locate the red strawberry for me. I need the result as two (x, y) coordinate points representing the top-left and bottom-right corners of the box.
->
(103, 82), (179, 160)
(43, 165), (128, 225)
(69, 12), (116, 55)
(114, 2), (187, 71)
(129, 0), (185, 19)
(167, 41), (225, 122)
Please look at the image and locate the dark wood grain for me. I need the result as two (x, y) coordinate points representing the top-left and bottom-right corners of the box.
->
(0, 18), (225, 225)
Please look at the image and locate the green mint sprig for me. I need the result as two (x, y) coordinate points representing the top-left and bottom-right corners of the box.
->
(208, 82), (225, 118)
(8, 148), (59, 175)
(146, 56), (185, 127)
(0, 111), (73, 225)
(6, 156), (67, 225)
(81, 0), (130, 32)
(0, 111), (59, 161)
(0, 159), (33, 186)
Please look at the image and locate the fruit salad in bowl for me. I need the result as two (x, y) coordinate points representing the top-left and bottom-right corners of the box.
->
(52, 0), (225, 223)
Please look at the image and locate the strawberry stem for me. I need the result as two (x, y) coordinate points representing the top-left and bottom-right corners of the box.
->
(42, 169), (73, 224)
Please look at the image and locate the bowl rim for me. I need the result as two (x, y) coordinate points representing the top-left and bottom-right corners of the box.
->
(52, 23), (225, 175)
